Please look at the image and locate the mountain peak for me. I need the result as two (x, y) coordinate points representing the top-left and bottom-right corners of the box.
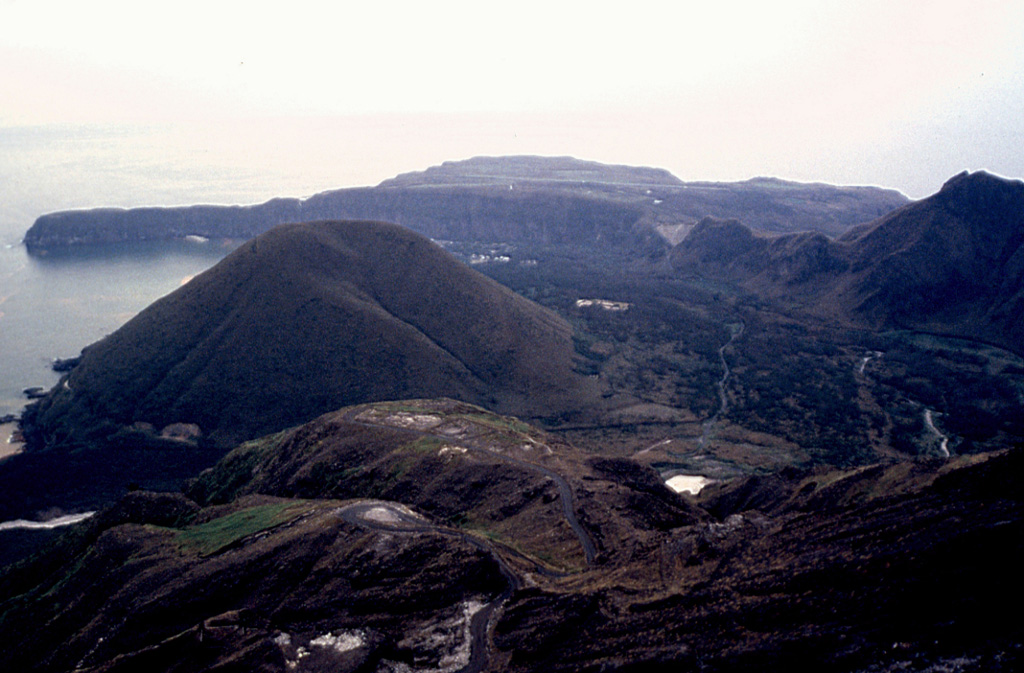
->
(926, 170), (1024, 240)
(937, 169), (1024, 200)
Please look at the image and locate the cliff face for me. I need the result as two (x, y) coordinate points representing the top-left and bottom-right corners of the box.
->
(24, 188), (654, 252)
(23, 156), (909, 251)
(24, 199), (305, 247)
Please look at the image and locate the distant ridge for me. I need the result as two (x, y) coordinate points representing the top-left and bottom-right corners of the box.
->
(379, 155), (685, 188)
(671, 171), (1024, 352)
(23, 156), (909, 250)
(22, 220), (595, 451)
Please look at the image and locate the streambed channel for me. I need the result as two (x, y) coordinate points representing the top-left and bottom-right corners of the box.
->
(924, 409), (951, 458)
(697, 321), (745, 451)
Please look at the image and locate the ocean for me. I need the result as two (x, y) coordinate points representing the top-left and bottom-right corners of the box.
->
(0, 121), (382, 419)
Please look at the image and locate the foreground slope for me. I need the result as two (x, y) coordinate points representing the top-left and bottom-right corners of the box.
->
(671, 171), (1024, 352)
(1, 401), (1019, 673)
(22, 220), (593, 454)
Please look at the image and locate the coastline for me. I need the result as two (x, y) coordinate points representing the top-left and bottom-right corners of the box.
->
(0, 422), (24, 460)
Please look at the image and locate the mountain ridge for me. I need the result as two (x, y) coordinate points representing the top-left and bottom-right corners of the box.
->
(2, 166), (1022, 671)
(671, 170), (1024, 352)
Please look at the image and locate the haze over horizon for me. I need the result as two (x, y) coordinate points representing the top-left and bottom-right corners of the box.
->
(3, 0), (1024, 201)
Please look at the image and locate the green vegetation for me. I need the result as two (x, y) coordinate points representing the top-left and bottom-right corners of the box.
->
(403, 436), (445, 454)
(177, 501), (303, 556)
(22, 220), (588, 459)
(479, 239), (1024, 467)
(5, 163), (1022, 673)
(456, 412), (533, 436)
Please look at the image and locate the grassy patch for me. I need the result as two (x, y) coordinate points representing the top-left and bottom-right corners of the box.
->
(177, 502), (301, 556)
(403, 436), (444, 454)
(458, 412), (533, 435)
(375, 402), (439, 415)
(466, 525), (501, 542)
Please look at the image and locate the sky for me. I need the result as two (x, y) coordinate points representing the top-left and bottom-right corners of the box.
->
(2, 0), (1024, 199)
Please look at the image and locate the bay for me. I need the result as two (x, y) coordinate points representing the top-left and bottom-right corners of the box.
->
(0, 239), (232, 417)
(0, 121), (375, 419)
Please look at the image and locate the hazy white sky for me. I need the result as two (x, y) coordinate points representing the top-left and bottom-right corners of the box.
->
(2, 0), (1023, 198)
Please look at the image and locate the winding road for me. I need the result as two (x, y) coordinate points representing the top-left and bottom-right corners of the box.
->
(854, 348), (955, 459)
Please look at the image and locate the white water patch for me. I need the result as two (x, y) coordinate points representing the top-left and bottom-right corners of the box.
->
(0, 511), (95, 531)
(666, 475), (712, 495)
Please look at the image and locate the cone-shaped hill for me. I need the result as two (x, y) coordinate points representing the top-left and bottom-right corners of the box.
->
(23, 220), (593, 451)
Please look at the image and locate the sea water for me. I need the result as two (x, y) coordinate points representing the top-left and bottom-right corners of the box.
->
(0, 121), (377, 418)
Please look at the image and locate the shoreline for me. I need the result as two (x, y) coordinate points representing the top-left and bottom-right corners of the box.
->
(0, 422), (25, 460)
